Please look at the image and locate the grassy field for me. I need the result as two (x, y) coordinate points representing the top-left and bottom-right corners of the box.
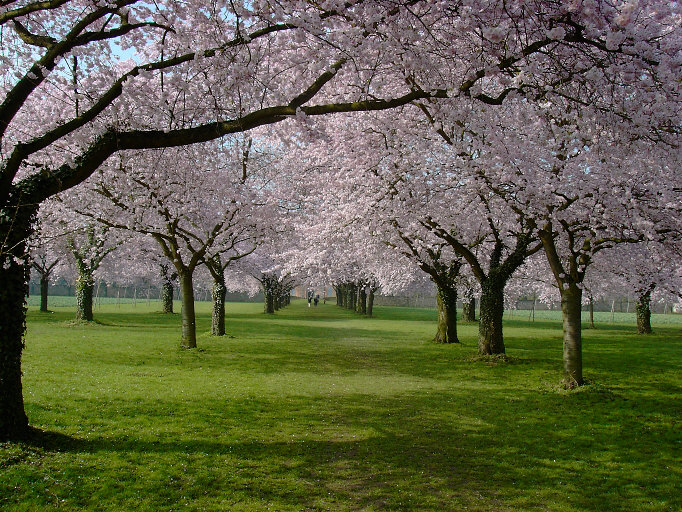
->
(1, 300), (681, 511)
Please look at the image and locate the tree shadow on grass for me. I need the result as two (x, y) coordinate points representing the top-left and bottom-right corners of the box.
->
(15, 387), (681, 512)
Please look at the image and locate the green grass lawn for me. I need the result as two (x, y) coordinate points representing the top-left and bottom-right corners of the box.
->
(2, 300), (681, 511)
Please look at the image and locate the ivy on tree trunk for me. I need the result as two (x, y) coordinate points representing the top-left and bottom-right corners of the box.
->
(636, 287), (653, 334)
(0, 200), (35, 440)
(478, 277), (506, 355)
(75, 267), (94, 322)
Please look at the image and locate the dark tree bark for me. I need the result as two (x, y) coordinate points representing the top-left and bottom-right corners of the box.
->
(211, 279), (227, 336)
(560, 283), (583, 388)
(337, 285), (345, 307)
(39, 273), (49, 312)
(588, 296), (595, 328)
(636, 288), (653, 334)
(262, 275), (275, 314)
(434, 283), (459, 344)
(179, 270), (197, 348)
(478, 276), (505, 355)
(0, 201), (35, 440)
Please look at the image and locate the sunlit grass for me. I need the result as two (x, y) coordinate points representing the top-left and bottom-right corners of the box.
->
(2, 300), (680, 511)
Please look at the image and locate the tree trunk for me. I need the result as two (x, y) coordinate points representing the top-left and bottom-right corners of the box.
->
(263, 281), (275, 314)
(478, 278), (505, 355)
(75, 268), (94, 322)
(434, 283), (459, 344)
(636, 289), (653, 334)
(211, 279), (227, 336)
(161, 281), (174, 313)
(179, 271), (197, 348)
(367, 288), (375, 317)
(39, 272), (49, 312)
(560, 284), (583, 388)
(0, 204), (35, 440)
(588, 297), (595, 328)
(338, 285), (345, 307)
(462, 295), (476, 322)
(357, 286), (367, 315)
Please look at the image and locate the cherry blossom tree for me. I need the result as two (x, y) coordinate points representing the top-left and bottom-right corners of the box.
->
(2, 0), (680, 440)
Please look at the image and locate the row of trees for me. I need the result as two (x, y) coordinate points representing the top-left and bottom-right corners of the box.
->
(2, 1), (680, 441)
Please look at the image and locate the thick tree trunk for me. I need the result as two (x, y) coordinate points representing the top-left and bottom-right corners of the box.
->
(434, 284), (459, 344)
(462, 295), (476, 322)
(560, 284), (583, 388)
(179, 271), (197, 348)
(636, 290), (653, 334)
(367, 288), (375, 317)
(478, 278), (505, 355)
(75, 269), (94, 322)
(211, 279), (227, 336)
(161, 281), (174, 313)
(0, 204), (35, 440)
(39, 272), (49, 312)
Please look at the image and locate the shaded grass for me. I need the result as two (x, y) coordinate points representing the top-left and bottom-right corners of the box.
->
(1, 301), (680, 511)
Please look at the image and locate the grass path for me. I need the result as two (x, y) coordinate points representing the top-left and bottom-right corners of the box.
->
(1, 301), (680, 511)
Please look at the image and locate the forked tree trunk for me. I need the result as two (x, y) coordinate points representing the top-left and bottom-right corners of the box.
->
(434, 284), (459, 344)
(179, 271), (197, 348)
(636, 289), (653, 334)
(39, 272), (49, 312)
(367, 288), (375, 317)
(478, 278), (505, 355)
(0, 204), (35, 440)
(161, 281), (174, 313)
(212, 279), (227, 336)
(75, 268), (94, 322)
(560, 284), (583, 388)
